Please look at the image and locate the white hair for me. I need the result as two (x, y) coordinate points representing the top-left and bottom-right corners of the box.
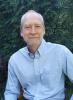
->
(20, 10), (45, 29)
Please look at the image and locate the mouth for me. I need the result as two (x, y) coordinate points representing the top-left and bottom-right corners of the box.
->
(29, 37), (40, 39)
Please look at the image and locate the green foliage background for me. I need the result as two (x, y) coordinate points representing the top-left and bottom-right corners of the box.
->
(0, 0), (73, 62)
(0, 0), (73, 99)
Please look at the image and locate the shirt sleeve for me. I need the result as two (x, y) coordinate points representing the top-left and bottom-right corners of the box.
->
(4, 57), (20, 100)
(63, 47), (73, 82)
(63, 47), (73, 100)
(70, 94), (73, 100)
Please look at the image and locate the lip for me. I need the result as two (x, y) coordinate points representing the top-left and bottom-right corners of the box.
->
(29, 37), (40, 38)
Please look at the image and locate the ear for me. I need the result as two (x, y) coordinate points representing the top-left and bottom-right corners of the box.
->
(43, 26), (45, 35)
(20, 32), (23, 37)
(43, 29), (45, 35)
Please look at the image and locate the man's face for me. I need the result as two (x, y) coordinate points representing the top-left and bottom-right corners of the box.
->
(21, 15), (45, 46)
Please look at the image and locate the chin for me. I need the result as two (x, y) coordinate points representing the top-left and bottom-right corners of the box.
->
(28, 39), (41, 46)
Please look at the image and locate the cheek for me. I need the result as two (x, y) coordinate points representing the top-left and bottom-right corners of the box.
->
(21, 30), (29, 37)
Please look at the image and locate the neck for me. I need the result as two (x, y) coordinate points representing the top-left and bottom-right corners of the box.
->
(27, 42), (41, 54)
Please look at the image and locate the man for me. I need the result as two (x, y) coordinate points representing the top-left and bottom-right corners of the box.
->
(4, 10), (73, 100)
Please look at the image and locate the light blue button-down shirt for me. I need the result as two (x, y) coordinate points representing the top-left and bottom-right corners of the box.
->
(4, 39), (73, 100)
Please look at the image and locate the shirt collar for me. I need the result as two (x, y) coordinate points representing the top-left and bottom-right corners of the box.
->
(38, 39), (47, 56)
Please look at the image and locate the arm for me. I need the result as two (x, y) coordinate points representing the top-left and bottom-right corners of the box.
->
(64, 48), (73, 82)
(63, 47), (73, 100)
(4, 58), (20, 100)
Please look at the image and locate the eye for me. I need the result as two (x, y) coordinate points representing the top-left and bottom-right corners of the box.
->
(35, 25), (41, 28)
(25, 26), (31, 29)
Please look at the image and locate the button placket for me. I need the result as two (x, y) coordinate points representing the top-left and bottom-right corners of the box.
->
(33, 52), (40, 82)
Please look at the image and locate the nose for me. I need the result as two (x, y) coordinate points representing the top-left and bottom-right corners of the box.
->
(31, 26), (36, 34)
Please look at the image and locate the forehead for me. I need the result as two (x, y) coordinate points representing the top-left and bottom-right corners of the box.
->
(25, 17), (42, 25)
(22, 13), (43, 25)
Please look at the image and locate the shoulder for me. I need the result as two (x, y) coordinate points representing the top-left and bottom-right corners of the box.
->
(46, 41), (71, 53)
(9, 47), (27, 64)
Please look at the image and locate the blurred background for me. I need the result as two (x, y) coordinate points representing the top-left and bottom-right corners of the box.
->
(0, 0), (73, 99)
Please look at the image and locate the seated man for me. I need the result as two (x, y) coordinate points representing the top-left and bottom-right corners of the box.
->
(4, 10), (73, 100)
